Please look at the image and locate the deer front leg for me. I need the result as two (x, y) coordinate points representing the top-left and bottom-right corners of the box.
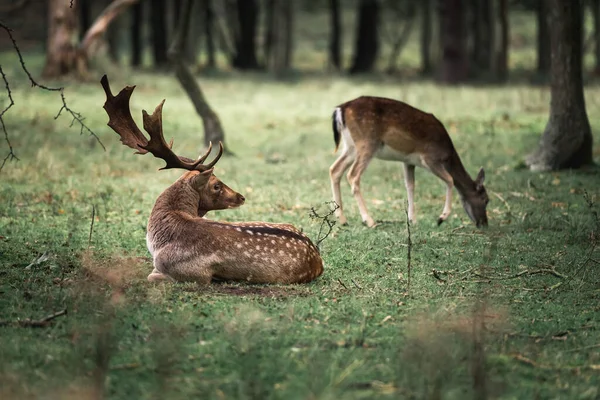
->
(329, 149), (355, 225)
(147, 268), (176, 282)
(347, 153), (376, 228)
(403, 163), (416, 224)
(426, 162), (454, 225)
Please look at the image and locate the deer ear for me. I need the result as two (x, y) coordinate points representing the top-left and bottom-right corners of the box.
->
(190, 168), (214, 188)
(475, 168), (485, 190)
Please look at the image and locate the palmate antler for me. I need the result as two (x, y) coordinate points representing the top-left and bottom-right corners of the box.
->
(100, 74), (222, 170)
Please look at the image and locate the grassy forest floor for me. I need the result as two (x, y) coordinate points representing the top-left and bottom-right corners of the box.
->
(1, 9), (600, 400)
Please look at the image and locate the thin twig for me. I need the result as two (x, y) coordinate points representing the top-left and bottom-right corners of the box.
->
(309, 201), (339, 250)
(88, 204), (96, 248)
(337, 278), (348, 290)
(351, 278), (362, 290)
(0, 20), (105, 172)
(490, 191), (511, 214)
(472, 267), (566, 281)
(0, 309), (67, 328)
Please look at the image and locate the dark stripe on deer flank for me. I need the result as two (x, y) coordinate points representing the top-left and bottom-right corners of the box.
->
(244, 226), (312, 244)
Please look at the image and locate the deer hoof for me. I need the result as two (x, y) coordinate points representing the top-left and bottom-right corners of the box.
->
(437, 217), (445, 226)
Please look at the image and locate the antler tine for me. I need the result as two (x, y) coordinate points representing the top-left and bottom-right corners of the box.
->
(192, 141), (213, 167)
(204, 141), (224, 169)
(140, 102), (201, 171)
(100, 74), (149, 154)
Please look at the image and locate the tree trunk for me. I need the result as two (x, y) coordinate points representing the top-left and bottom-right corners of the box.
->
(496, 0), (508, 81)
(536, 0), (550, 76)
(42, 0), (79, 78)
(470, 0), (494, 75)
(232, 0), (260, 69)
(264, 0), (275, 64)
(349, 0), (379, 74)
(386, 4), (416, 73)
(131, 0), (143, 67)
(266, 0), (293, 76)
(169, 0), (226, 149)
(203, 0), (216, 68)
(329, 0), (342, 70)
(592, 0), (600, 73)
(526, 0), (593, 171)
(420, 0), (433, 75)
(80, 0), (92, 40)
(438, 0), (468, 83)
(151, 0), (168, 67)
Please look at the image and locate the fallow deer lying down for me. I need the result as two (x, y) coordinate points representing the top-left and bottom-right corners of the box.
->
(330, 96), (489, 228)
(100, 75), (323, 285)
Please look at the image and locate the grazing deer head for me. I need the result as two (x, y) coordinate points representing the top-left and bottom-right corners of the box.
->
(101, 75), (323, 284)
(330, 96), (489, 228)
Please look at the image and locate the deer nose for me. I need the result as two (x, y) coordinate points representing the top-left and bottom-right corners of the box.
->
(238, 194), (245, 202)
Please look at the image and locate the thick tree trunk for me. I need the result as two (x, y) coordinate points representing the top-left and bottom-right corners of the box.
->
(131, 0), (143, 67)
(151, 0), (168, 67)
(42, 0), (79, 78)
(420, 0), (433, 75)
(526, 0), (593, 171)
(329, 0), (342, 70)
(438, 0), (468, 83)
(537, 0), (550, 75)
(266, 0), (293, 76)
(470, 0), (494, 75)
(203, 0), (216, 68)
(592, 0), (600, 73)
(496, 0), (508, 81)
(170, 0), (226, 149)
(232, 0), (260, 69)
(349, 0), (379, 74)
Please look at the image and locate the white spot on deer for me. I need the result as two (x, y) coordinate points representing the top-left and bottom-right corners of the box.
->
(279, 250), (285, 255)
(246, 230), (254, 235)
(256, 232), (262, 236)
(236, 243), (242, 249)
(235, 227), (242, 232)
(255, 245), (260, 250)
(271, 248), (275, 253)
(286, 243), (291, 248)
(271, 240), (276, 244)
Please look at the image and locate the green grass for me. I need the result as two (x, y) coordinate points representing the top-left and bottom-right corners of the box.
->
(2, 13), (600, 398)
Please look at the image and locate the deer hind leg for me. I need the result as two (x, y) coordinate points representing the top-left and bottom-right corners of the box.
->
(329, 145), (356, 225)
(425, 161), (454, 225)
(346, 147), (377, 227)
(147, 268), (176, 283)
(403, 163), (416, 224)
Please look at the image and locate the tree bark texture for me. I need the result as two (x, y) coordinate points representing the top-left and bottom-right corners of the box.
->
(438, 0), (468, 83)
(592, 0), (600, 73)
(42, 0), (79, 78)
(526, 0), (593, 171)
(496, 0), (508, 81)
(203, 0), (216, 68)
(537, 0), (550, 75)
(420, 0), (433, 74)
(266, 0), (293, 75)
(169, 0), (226, 149)
(151, 0), (168, 67)
(232, 0), (260, 69)
(329, 0), (342, 70)
(469, 0), (494, 75)
(349, 0), (379, 74)
(130, 0), (143, 66)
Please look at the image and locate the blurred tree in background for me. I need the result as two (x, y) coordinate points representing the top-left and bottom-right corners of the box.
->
(0, 0), (595, 169)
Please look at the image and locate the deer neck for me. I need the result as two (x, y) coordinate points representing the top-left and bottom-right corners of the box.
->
(152, 181), (203, 218)
(447, 151), (477, 198)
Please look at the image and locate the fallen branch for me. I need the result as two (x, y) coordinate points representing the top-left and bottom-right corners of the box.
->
(337, 278), (348, 290)
(472, 267), (566, 281)
(509, 353), (600, 372)
(351, 278), (362, 289)
(0, 309), (67, 328)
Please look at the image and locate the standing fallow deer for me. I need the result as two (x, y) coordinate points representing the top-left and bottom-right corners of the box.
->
(100, 75), (323, 284)
(330, 96), (489, 228)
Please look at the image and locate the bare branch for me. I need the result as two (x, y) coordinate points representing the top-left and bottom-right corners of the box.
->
(309, 201), (339, 250)
(0, 309), (67, 328)
(0, 20), (105, 172)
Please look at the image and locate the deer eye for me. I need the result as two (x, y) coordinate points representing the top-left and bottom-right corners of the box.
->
(213, 184), (221, 191)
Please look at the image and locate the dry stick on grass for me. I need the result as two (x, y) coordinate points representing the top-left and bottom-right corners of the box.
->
(309, 201), (340, 250)
(337, 278), (349, 290)
(510, 353), (600, 371)
(0, 309), (67, 328)
(405, 202), (412, 294)
(88, 204), (96, 249)
(0, 21), (105, 172)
